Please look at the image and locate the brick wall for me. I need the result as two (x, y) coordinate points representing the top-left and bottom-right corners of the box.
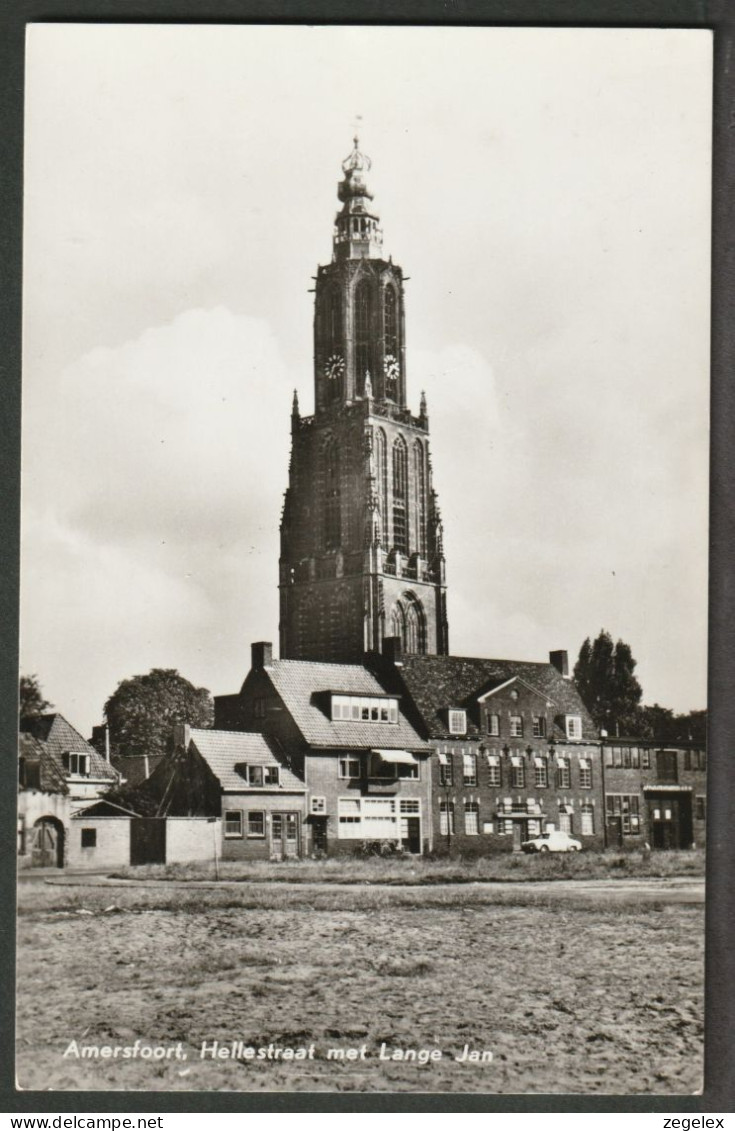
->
(219, 791), (306, 860)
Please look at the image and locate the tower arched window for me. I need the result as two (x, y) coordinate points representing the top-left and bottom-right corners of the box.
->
(404, 594), (427, 655)
(384, 286), (399, 400)
(324, 441), (341, 550)
(390, 601), (406, 646)
(392, 435), (408, 555)
(413, 441), (426, 555)
(354, 280), (372, 396)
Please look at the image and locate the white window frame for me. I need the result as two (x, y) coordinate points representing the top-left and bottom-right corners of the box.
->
(263, 765), (280, 786)
(338, 756), (361, 779)
(331, 694), (399, 724)
(448, 709), (467, 735)
(310, 795), (326, 815)
(439, 800), (455, 836)
(224, 809), (244, 838)
(487, 713), (500, 736)
(464, 802), (479, 835)
(509, 715), (523, 738)
(566, 715), (582, 740)
(246, 810), (266, 839)
(247, 764), (264, 787)
(532, 716), (546, 738)
(580, 804), (595, 835)
(462, 752), (477, 786)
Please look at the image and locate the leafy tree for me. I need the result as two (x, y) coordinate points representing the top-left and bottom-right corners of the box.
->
(636, 704), (707, 744)
(573, 630), (643, 736)
(104, 668), (213, 759)
(19, 674), (53, 720)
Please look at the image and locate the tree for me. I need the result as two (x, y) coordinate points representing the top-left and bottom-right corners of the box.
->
(573, 630), (643, 736)
(19, 674), (53, 720)
(103, 668), (213, 759)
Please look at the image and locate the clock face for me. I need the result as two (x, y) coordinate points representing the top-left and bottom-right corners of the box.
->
(384, 354), (400, 384)
(324, 354), (345, 381)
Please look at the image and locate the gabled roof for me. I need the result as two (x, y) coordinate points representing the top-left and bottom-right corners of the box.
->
(384, 655), (597, 741)
(18, 733), (69, 794)
(111, 753), (166, 788)
(20, 714), (119, 782)
(189, 728), (305, 792)
(262, 659), (427, 750)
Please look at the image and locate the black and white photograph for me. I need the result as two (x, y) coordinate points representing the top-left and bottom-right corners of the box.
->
(17, 24), (711, 1095)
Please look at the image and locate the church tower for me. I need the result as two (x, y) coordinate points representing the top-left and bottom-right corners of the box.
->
(279, 137), (449, 663)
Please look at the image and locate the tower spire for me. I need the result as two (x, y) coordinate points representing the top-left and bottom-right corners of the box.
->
(334, 135), (383, 260)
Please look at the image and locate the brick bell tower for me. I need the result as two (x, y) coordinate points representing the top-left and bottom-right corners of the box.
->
(279, 137), (449, 663)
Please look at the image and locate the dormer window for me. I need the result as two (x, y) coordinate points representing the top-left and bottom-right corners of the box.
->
(241, 764), (280, 787)
(565, 716), (582, 740)
(331, 694), (398, 724)
(448, 709), (467, 735)
(62, 752), (90, 777)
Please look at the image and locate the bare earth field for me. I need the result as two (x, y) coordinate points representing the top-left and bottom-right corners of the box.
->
(16, 879), (704, 1095)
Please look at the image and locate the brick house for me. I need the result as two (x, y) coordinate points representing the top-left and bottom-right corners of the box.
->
(20, 713), (119, 812)
(602, 738), (706, 850)
(215, 642), (432, 855)
(371, 643), (604, 854)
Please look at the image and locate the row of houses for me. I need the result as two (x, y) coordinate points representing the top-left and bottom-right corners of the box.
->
(18, 639), (706, 869)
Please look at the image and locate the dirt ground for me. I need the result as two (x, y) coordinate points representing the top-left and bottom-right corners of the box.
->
(16, 881), (704, 1095)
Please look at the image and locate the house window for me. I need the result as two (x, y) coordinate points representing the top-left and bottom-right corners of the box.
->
(581, 804), (595, 835)
(369, 752), (419, 780)
(510, 716), (523, 738)
(511, 759), (525, 789)
(630, 747), (640, 768)
(566, 716), (582, 740)
(558, 811), (573, 834)
(526, 818), (541, 836)
(462, 753), (477, 786)
(606, 794), (641, 835)
(498, 818), (514, 836)
(438, 752), (453, 786)
(263, 766), (280, 786)
(556, 758), (571, 789)
(439, 801), (455, 836)
(534, 758), (548, 789)
(448, 710), (467, 735)
(532, 716), (546, 738)
(224, 810), (243, 838)
(80, 828), (97, 848)
(695, 796), (706, 820)
(464, 802), (479, 835)
(247, 765), (264, 787)
(482, 821), (494, 834)
(487, 713), (500, 736)
(247, 811), (265, 838)
(339, 756), (361, 779)
(641, 748), (650, 769)
(486, 755), (501, 788)
(578, 759), (592, 789)
(310, 796), (326, 815)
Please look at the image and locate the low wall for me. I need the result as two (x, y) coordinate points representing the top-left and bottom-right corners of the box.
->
(166, 818), (221, 864)
(68, 816), (131, 870)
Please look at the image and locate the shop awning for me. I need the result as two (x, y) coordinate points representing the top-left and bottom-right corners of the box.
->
(437, 751), (449, 765)
(556, 757), (567, 768)
(578, 758), (589, 769)
(510, 756), (521, 767)
(486, 753), (500, 766)
(558, 803), (574, 814)
(534, 757), (545, 768)
(372, 749), (417, 765)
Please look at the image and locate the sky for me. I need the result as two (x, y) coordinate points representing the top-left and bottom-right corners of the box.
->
(21, 25), (712, 736)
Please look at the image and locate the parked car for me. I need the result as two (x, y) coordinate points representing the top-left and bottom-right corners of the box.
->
(521, 830), (582, 854)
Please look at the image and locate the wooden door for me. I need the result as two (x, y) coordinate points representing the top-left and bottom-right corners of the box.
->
(270, 813), (300, 860)
(31, 818), (64, 868)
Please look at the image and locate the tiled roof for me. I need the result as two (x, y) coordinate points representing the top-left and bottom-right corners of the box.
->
(20, 714), (119, 782)
(18, 733), (69, 794)
(189, 728), (305, 792)
(264, 660), (428, 750)
(384, 655), (598, 741)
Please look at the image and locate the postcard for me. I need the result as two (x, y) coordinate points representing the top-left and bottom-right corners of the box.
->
(17, 24), (711, 1096)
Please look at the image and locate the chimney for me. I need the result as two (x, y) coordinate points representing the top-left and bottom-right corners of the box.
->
(173, 722), (191, 749)
(251, 641), (274, 670)
(382, 636), (403, 665)
(549, 650), (569, 679)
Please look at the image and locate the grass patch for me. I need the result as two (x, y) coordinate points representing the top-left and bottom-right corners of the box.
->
(108, 848), (704, 886)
